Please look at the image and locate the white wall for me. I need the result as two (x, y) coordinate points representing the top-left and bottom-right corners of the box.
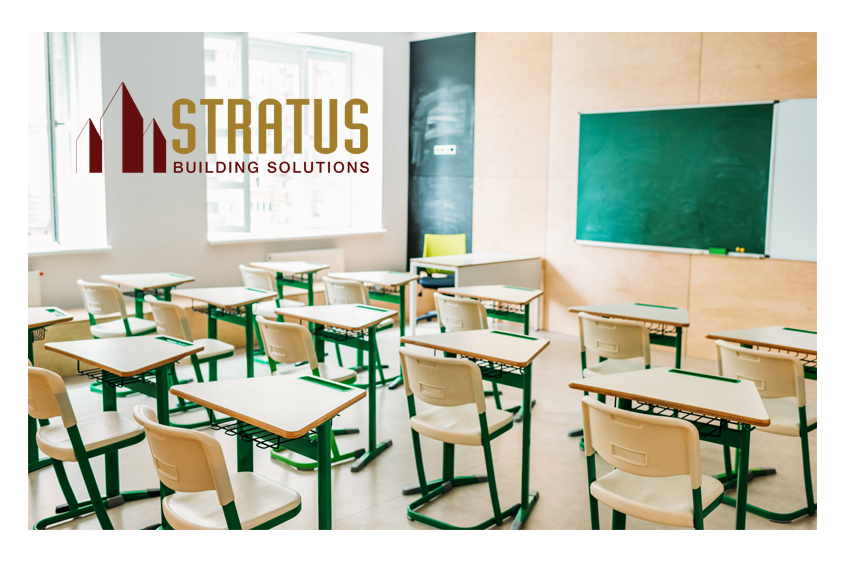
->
(28, 32), (410, 308)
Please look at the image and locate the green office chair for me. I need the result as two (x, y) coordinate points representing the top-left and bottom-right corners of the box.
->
(416, 233), (466, 323)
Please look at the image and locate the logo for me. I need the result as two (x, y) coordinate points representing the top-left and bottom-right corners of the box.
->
(77, 83), (370, 175)
(76, 83), (166, 173)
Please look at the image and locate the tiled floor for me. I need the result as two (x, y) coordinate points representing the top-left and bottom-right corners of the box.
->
(28, 320), (817, 530)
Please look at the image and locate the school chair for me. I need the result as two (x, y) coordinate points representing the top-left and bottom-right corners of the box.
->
(399, 348), (520, 529)
(323, 276), (391, 380)
(581, 396), (724, 530)
(78, 279), (158, 339)
(29, 366), (148, 530)
(78, 279), (158, 396)
(570, 312), (655, 442)
(433, 292), (504, 408)
(715, 340), (817, 522)
(256, 316), (364, 470)
(416, 233), (466, 323)
(133, 404), (302, 530)
(238, 264), (304, 360)
(145, 295), (235, 429)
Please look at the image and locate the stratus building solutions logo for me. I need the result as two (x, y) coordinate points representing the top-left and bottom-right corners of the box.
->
(77, 83), (369, 174)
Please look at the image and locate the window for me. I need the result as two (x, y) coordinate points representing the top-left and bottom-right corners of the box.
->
(203, 33), (381, 241)
(28, 32), (105, 254)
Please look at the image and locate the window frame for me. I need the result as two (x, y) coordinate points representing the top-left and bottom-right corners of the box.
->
(204, 33), (355, 237)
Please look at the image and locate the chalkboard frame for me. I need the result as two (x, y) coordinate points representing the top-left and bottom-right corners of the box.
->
(574, 100), (779, 258)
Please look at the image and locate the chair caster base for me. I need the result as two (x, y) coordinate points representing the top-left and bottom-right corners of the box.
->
(351, 439), (393, 472)
(510, 490), (540, 530)
(402, 474), (488, 496)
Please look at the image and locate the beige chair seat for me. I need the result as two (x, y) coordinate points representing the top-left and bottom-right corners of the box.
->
(760, 398), (817, 437)
(254, 299), (304, 319)
(583, 359), (651, 378)
(193, 338), (235, 361)
(591, 470), (724, 529)
(410, 403), (513, 447)
(273, 362), (356, 384)
(90, 317), (157, 338)
(163, 472), (301, 530)
(36, 412), (144, 462)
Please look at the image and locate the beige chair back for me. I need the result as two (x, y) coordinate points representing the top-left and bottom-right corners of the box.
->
(578, 312), (651, 365)
(28, 366), (76, 428)
(133, 404), (235, 506)
(239, 265), (276, 292)
(434, 293), (488, 332)
(323, 277), (369, 306)
(399, 348), (486, 414)
(715, 340), (806, 407)
(581, 396), (702, 489)
(256, 317), (319, 370)
(77, 280), (128, 319)
(145, 295), (194, 341)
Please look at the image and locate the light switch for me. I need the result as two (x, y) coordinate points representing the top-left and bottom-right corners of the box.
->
(433, 145), (457, 155)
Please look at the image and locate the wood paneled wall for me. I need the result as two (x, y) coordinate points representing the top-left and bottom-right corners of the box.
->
(474, 32), (817, 358)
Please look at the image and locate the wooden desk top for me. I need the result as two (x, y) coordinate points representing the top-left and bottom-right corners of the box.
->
(401, 329), (550, 368)
(100, 272), (195, 290)
(328, 271), (420, 287)
(439, 284), (543, 305)
(171, 375), (366, 439)
(705, 326), (817, 355)
(172, 286), (277, 308)
(28, 307), (74, 330)
(568, 302), (690, 327)
(410, 252), (541, 268)
(275, 304), (397, 332)
(250, 261), (330, 276)
(568, 367), (770, 427)
(46, 335), (204, 377)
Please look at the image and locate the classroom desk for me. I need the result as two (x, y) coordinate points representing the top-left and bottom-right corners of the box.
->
(172, 286), (277, 379)
(100, 272), (195, 319)
(569, 367), (770, 530)
(171, 375), (366, 530)
(27, 307), (73, 472)
(329, 271), (419, 381)
(276, 304), (398, 472)
(706, 326), (817, 380)
(439, 285), (544, 336)
(409, 252), (542, 336)
(401, 329), (550, 530)
(45, 335), (204, 526)
(249, 261), (329, 308)
(568, 302), (690, 369)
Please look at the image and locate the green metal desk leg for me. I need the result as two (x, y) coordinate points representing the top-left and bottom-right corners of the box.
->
(156, 365), (172, 529)
(735, 424), (751, 530)
(351, 326), (393, 472)
(133, 289), (144, 319)
(389, 285), (407, 390)
(317, 420), (332, 530)
(237, 421), (254, 472)
(102, 379), (120, 498)
(245, 306), (254, 378)
(163, 287), (172, 301)
(28, 328), (34, 365)
(208, 305), (218, 383)
(307, 272), (314, 306)
(511, 363), (539, 529)
(674, 326), (683, 369)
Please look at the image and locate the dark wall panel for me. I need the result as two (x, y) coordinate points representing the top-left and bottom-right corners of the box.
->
(407, 33), (475, 263)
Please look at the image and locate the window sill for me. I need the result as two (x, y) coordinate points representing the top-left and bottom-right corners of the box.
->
(28, 245), (112, 257)
(207, 228), (387, 245)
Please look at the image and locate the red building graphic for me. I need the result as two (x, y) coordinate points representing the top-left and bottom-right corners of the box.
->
(76, 83), (166, 173)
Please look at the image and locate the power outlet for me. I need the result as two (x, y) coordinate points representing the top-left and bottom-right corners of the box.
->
(433, 145), (457, 155)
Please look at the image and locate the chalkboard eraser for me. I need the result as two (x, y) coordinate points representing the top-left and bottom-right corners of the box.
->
(708, 248), (727, 255)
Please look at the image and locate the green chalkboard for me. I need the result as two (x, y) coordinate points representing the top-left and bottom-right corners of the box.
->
(576, 103), (774, 254)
